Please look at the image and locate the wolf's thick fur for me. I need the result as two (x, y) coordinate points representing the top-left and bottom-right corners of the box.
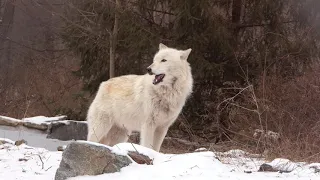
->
(87, 43), (193, 152)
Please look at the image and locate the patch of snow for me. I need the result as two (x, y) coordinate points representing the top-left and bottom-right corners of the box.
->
(308, 163), (320, 169)
(222, 149), (248, 157)
(113, 143), (161, 159)
(51, 120), (87, 125)
(267, 158), (302, 172)
(254, 129), (280, 140)
(76, 140), (113, 149)
(0, 142), (62, 180)
(51, 120), (71, 125)
(75, 140), (130, 156)
(22, 115), (67, 125)
(194, 147), (208, 152)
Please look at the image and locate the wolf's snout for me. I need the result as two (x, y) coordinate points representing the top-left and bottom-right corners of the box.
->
(146, 67), (153, 75)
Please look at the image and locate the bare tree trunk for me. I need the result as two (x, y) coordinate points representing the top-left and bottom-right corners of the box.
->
(231, 0), (242, 38)
(43, 0), (55, 53)
(0, 0), (15, 89)
(0, 0), (15, 60)
(109, 0), (120, 78)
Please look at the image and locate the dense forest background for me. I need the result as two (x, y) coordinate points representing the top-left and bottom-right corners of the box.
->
(1, 0), (320, 161)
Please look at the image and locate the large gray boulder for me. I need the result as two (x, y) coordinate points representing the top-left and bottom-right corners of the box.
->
(47, 120), (88, 141)
(55, 141), (132, 180)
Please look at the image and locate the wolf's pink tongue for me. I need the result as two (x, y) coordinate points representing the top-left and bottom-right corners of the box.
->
(153, 74), (165, 85)
(153, 76), (159, 84)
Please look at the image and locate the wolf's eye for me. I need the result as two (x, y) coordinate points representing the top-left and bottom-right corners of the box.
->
(161, 59), (167, 62)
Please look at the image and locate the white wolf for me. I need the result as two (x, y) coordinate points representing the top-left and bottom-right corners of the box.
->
(87, 43), (193, 152)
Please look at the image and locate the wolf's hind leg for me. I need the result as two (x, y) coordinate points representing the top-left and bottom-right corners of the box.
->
(87, 112), (113, 144)
(103, 125), (131, 146)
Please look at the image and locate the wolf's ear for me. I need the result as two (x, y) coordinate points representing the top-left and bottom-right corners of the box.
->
(180, 48), (192, 60)
(159, 43), (168, 50)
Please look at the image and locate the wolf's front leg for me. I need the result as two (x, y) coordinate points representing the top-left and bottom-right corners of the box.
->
(140, 122), (156, 150)
(153, 126), (169, 152)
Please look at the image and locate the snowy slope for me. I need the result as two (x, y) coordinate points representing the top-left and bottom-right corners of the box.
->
(0, 139), (319, 180)
(71, 143), (319, 180)
(0, 138), (62, 180)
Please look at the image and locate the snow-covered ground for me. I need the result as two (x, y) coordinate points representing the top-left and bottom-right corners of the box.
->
(0, 138), (319, 180)
(0, 138), (62, 180)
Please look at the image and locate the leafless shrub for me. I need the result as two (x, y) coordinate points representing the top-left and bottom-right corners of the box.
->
(224, 63), (320, 162)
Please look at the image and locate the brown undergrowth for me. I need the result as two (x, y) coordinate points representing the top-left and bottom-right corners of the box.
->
(224, 64), (320, 162)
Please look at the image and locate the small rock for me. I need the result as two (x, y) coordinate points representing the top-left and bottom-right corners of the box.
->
(258, 163), (277, 172)
(57, 146), (65, 151)
(128, 151), (153, 165)
(15, 139), (27, 146)
(54, 141), (132, 180)
(47, 120), (88, 141)
(18, 158), (28, 162)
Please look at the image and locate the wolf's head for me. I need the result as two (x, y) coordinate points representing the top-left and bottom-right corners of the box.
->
(147, 43), (192, 86)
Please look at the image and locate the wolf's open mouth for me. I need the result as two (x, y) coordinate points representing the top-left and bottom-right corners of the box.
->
(153, 74), (165, 85)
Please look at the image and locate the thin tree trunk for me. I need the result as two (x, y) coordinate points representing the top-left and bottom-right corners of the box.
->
(109, 0), (120, 78)
(231, 0), (242, 38)
(0, 0), (15, 89)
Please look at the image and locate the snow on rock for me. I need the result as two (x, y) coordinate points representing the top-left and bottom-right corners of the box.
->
(50, 120), (87, 125)
(55, 141), (132, 180)
(112, 143), (161, 159)
(22, 115), (67, 125)
(0, 116), (22, 126)
(195, 147), (208, 152)
(0, 115), (70, 131)
(267, 158), (302, 172)
(21, 115), (67, 131)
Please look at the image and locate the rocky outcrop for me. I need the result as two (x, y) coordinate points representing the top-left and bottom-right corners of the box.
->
(0, 115), (68, 131)
(0, 116), (22, 126)
(47, 120), (88, 141)
(22, 122), (48, 130)
(54, 141), (132, 180)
